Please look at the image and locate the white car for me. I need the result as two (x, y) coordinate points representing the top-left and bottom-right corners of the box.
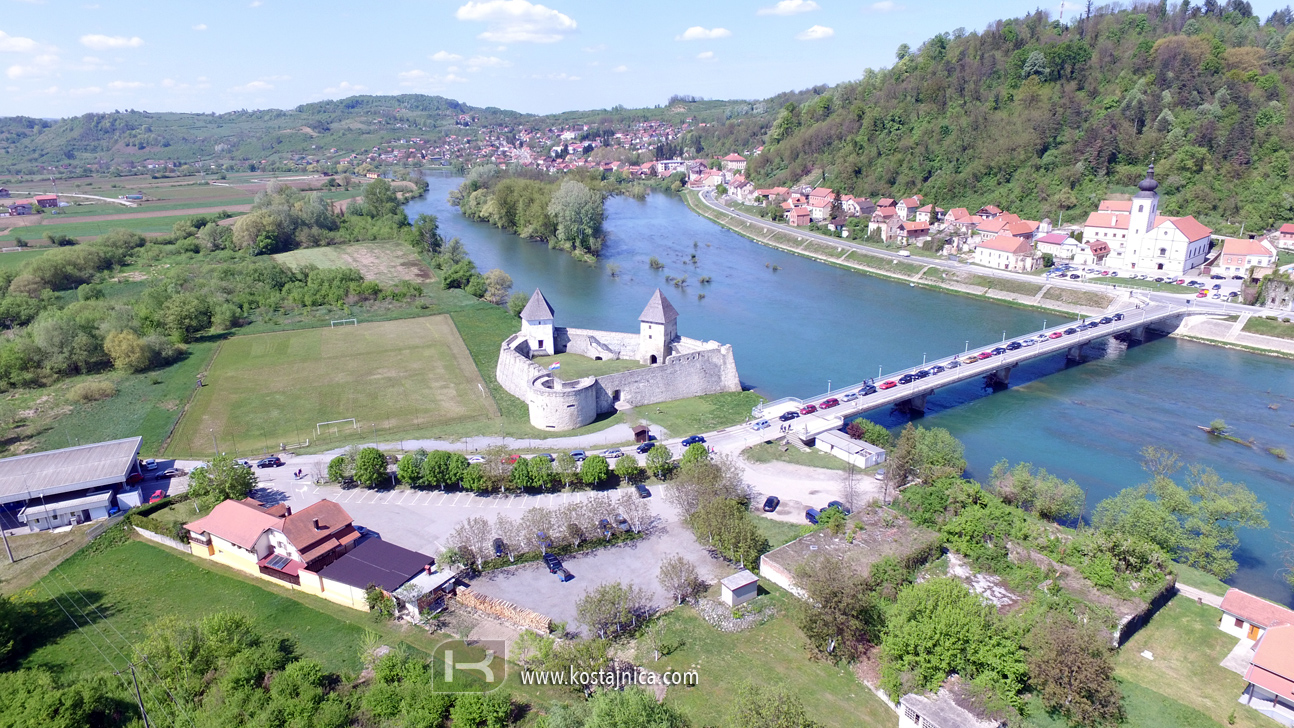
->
(467, 455), (485, 464)
(750, 419), (771, 431)
(142, 458), (157, 471)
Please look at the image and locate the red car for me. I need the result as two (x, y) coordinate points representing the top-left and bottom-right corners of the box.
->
(799, 404), (818, 415)
(1196, 291), (1208, 298)
(1048, 331), (1063, 339)
(977, 351), (992, 360)
(879, 380), (897, 390)
(502, 454), (520, 464)
(819, 398), (840, 409)
(148, 490), (166, 504)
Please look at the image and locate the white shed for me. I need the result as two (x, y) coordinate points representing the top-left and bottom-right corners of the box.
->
(720, 569), (759, 607)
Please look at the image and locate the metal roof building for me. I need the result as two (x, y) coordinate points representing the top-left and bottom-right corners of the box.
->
(0, 437), (142, 506)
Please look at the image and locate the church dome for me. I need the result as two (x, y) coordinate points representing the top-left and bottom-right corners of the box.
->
(1138, 164), (1158, 193)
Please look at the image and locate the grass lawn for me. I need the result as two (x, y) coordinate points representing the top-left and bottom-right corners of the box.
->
(638, 391), (765, 438)
(1114, 596), (1264, 728)
(167, 316), (498, 458)
(531, 353), (644, 381)
(0, 523), (98, 596)
(274, 241), (434, 284)
(2, 340), (217, 459)
(29, 211), (247, 239)
(752, 515), (808, 549)
(743, 441), (853, 472)
(1024, 681), (1224, 728)
(651, 596), (897, 728)
(1042, 286), (1115, 309)
(1243, 316), (1294, 340)
(0, 247), (49, 270)
(1172, 563), (1232, 597)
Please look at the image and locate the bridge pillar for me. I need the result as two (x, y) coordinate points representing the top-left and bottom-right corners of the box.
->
(985, 365), (1013, 388)
(898, 392), (927, 415)
(1128, 325), (1147, 342)
(1066, 345), (1083, 362)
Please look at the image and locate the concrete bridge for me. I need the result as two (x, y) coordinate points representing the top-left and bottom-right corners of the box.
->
(749, 302), (1187, 446)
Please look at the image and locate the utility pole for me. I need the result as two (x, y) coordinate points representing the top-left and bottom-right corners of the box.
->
(122, 662), (152, 728)
(1, 519), (12, 563)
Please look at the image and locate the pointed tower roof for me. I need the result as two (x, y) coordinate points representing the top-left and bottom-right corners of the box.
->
(519, 288), (555, 320)
(639, 289), (679, 324)
(1136, 163), (1159, 194)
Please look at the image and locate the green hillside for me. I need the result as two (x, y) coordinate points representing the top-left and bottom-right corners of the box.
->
(738, 3), (1294, 234)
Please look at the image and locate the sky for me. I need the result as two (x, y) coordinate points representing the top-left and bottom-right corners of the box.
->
(0, 0), (1288, 119)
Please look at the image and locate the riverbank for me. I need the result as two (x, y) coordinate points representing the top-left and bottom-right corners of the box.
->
(680, 190), (1110, 319)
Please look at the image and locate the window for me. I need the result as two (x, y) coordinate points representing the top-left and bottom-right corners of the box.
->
(1138, 205), (1144, 212)
(1159, 248), (1167, 256)
(1235, 617), (1245, 628)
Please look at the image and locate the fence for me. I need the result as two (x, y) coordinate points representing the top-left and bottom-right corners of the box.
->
(133, 525), (190, 553)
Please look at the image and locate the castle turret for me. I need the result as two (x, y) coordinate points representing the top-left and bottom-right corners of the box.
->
(637, 289), (678, 365)
(519, 288), (555, 356)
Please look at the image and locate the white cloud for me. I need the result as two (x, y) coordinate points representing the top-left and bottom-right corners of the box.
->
(583, 44), (606, 53)
(74, 55), (111, 71)
(107, 80), (146, 90)
(869, 1), (901, 10)
(431, 50), (463, 62)
(612, 64), (627, 73)
(6, 53), (59, 79)
(466, 54), (510, 70)
(455, 0), (577, 44)
(230, 80), (273, 92)
(69, 86), (101, 96)
(397, 69), (468, 88)
(796, 25), (834, 40)
(324, 80), (366, 94)
(448, 65), (461, 72)
(0, 31), (40, 53)
(80, 34), (144, 50)
(249, 0), (262, 6)
(532, 72), (579, 81)
(697, 51), (715, 60)
(676, 26), (731, 41)
(757, 0), (818, 15)
(193, 23), (207, 31)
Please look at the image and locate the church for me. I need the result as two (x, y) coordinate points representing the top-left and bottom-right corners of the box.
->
(1081, 165), (1213, 276)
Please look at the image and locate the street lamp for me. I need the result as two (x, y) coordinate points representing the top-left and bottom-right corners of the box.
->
(922, 353), (926, 365)
(827, 380), (831, 394)
(964, 340), (969, 353)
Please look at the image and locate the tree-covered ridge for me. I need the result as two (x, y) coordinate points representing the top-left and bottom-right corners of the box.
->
(746, 2), (1294, 233)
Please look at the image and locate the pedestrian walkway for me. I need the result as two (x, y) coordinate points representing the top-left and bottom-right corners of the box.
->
(1176, 582), (1224, 608)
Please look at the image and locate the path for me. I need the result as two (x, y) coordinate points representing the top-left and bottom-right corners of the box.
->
(1176, 582), (1224, 608)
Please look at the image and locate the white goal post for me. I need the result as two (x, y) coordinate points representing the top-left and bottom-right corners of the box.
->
(330, 318), (358, 327)
(317, 418), (357, 434)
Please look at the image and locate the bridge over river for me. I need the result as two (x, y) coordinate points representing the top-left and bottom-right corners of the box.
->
(723, 301), (1188, 449)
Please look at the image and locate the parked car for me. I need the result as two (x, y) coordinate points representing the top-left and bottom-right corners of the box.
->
(614, 514), (632, 532)
(492, 537), (505, 558)
(944, 359), (960, 369)
(157, 468), (180, 479)
(1048, 331), (1063, 339)
(636, 442), (656, 454)
(556, 567), (573, 582)
(861, 383), (879, 394)
(914, 369), (930, 379)
(805, 508), (820, 525)
(148, 490), (166, 503)
(634, 483), (651, 498)
(977, 351), (992, 360)
(763, 495), (781, 512)
(1099, 316), (1112, 324)
(779, 410), (800, 421)
(841, 392), (858, 402)
(961, 355), (979, 364)
(127, 472), (144, 485)
(468, 455), (486, 464)
(1006, 341), (1022, 351)
(991, 347), (1007, 355)
(879, 380), (898, 390)
(142, 458), (158, 471)
(799, 404), (818, 415)
(598, 518), (613, 537)
(1211, 274), (1224, 280)
(1196, 291), (1208, 298)
(542, 552), (561, 573)
(1021, 338), (1036, 347)
(1063, 327), (1078, 335)
(569, 450), (586, 462)
(819, 398), (840, 409)
(930, 364), (946, 374)
(898, 373), (915, 384)
(826, 500), (851, 515)
(603, 448), (624, 459)
(681, 435), (707, 446)
(502, 454), (520, 465)
(874, 468), (886, 481)
(750, 419), (771, 431)
(257, 457), (283, 468)
(1112, 313), (1124, 321)
(535, 453), (555, 462)
(537, 532), (553, 550)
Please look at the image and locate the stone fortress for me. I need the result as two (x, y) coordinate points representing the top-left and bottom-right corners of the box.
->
(496, 288), (742, 430)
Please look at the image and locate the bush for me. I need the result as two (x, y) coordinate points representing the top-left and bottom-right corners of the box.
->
(68, 380), (116, 403)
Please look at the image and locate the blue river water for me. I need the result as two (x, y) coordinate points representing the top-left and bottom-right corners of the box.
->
(406, 176), (1294, 605)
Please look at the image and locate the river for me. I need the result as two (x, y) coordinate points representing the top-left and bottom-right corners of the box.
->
(406, 175), (1294, 605)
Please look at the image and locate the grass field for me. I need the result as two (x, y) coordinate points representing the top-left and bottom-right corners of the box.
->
(1243, 315), (1294, 340)
(531, 353), (644, 381)
(0, 523), (98, 596)
(167, 316), (498, 457)
(652, 595), (897, 728)
(752, 514), (809, 549)
(18, 211), (247, 239)
(638, 390), (765, 438)
(742, 441), (853, 471)
(0, 248), (49, 270)
(274, 241), (434, 284)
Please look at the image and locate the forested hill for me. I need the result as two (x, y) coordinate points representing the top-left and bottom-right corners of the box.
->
(743, 2), (1294, 233)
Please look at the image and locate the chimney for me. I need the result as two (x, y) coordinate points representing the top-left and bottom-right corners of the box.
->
(312, 518), (321, 530)
(284, 506), (291, 516)
(424, 564), (433, 575)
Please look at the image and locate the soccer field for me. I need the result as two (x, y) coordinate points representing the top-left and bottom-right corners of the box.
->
(167, 316), (499, 457)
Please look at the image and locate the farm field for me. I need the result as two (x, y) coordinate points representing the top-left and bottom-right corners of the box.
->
(275, 241), (433, 284)
(0, 248), (48, 269)
(5, 211), (247, 240)
(167, 316), (499, 457)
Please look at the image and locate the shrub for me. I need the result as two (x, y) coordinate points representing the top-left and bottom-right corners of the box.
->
(68, 380), (116, 403)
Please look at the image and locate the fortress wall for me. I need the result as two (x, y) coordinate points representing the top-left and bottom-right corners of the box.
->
(497, 335), (548, 402)
(594, 345), (741, 412)
(528, 375), (598, 430)
(556, 327), (640, 359)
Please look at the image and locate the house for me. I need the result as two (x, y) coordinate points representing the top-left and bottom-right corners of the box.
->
(808, 197), (832, 222)
(1073, 240), (1111, 267)
(842, 195), (874, 218)
(720, 570), (759, 607)
(34, 194), (58, 209)
(915, 203), (945, 223)
(974, 234), (1038, 272)
(1238, 624), (1294, 726)
(868, 206), (901, 241)
(896, 196), (923, 220)
(1082, 165), (1213, 275)
(0, 436), (143, 532)
(185, 499), (284, 573)
(187, 498), (360, 586)
(876, 197), (896, 209)
(787, 207), (812, 227)
(1209, 237), (1276, 278)
(7, 200), (33, 216)
(1219, 588), (1294, 642)
(814, 429), (886, 468)
(825, 216), (851, 236)
(1034, 232), (1082, 259)
(899, 220), (931, 243)
(1279, 223), (1294, 250)
(975, 205), (1003, 220)
(0, 187), (9, 198)
(728, 175), (756, 204)
(720, 153), (746, 172)
(310, 537), (453, 617)
(808, 186), (834, 207)
(1005, 219), (1039, 242)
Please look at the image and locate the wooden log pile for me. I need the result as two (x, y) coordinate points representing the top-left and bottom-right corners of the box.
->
(454, 587), (551, 633)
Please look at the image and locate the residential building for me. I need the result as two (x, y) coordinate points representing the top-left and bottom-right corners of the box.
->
(310, 537), (453, 618)
(186, 498), (360, 586)
(896, 196), (923, 220)
(6, 200), (33, 216)
(842, 195), (874, 217)
(899, 220), (931, 244)
(0, 187), (9, 198)
(915, 203), (945, 223)
(1034, 232), (1082, 259)
(868, 206), (901, 241)
(34, 194), (58, 208)
(1219, 588), (1294, 642)
(1073, 240), (1111, 267)
(808, 198), (832, 222)
(975, 205), (1004, 220)
(1081, 165), (1213, 275)
(1207, 237), (1276, 278)
(1005, 219), (1039, 242)
(808, 186), (835, 207)
(974, 234), (1038, 272)
(787, 207), (812, 227)
(719, 153), (746, 173)
(1238, 625), (1294, 727)
(1279, 223), (1294, 250)
(0, 437), (143, 532)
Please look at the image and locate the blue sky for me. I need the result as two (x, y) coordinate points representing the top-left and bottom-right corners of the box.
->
(0, 0), (1287, 118)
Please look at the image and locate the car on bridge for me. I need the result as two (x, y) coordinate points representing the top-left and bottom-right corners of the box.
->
(945, 359), (960, 369)
(962, 355), (980, 364)
(1063, 327), (1078, 335)
(898, 373), (915, 384)
(977, 351), (992, 360)
(930, 364), (946, 374)
(1112, 313), (1125, 321)
(991, 347), (1007, 355)
(1099, 316), (1112, 324)
(819, 398), (840, 409)
(842, 392), (858, 403)
(860, 384), (878, 395)
(750, 419), (771, 431)
(879, 380), (897, 390)
(914, 370), (930, 379)
(1021, 338), (1036, 347)
(1048, 331), (1063, 339)
(799, 404), (818, 415)
(779, 411), (800, 422)
(1006, 342), (1022, 351)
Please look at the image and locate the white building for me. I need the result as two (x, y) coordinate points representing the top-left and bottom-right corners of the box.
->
(974, 235), (1038, 272)
(1082, 165), (1213, 276)
(1210, 237), (1276, 277)
(1034, 232), (1082, 259)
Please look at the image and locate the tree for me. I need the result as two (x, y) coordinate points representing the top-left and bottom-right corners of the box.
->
(529, 455), (555, 490)
(187, 454), (256, 510)
(617, 489), (652, 533)
(1022, 50), (1050, 79)
(103, 329), (150, 372)
(666, 454), (748, 514)
(846, 418), (891, 449)
(581, 455), (610, 486)
(879, 578), (1027, 708)
(727, 680), (821, 728)
(657, 555), (703, 604)
(510, 456), (533, 490)
(327, 455), (351, 484)
(449, 692), (511, 728)
(548, 179), (604, 255)
(482, 269), (513, 305)
(585, 687), (685, 728)
(161, 293), (212, 342)
(646, 445), (673, 480)
(680, 442), (709, 466)
(816, 506), (847, 535)
(461, 464), (488, 492)
(555, 452), (579, 490)
(793, 557), (884, 662)
(689, 498), (768, 568)
(360, 177), (400, 218)
(614, 454), (644, 484)
(988, 461), (1085, 523)
(1027, 617), (1123, 727)
(576, 581), (651, 638)
(354, 447), (388, 488)
(507, 291), (529, 317)
(396, 449), (427, 486)
(412, 213), (442, 254)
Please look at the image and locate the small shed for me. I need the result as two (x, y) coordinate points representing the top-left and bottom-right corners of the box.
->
(632, 425), (651, 443)
(720, 569), (759, 607)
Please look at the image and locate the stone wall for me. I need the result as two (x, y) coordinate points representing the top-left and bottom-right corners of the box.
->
(556, 327), (640, 360)
(594, 345), (741, 412)
(528, 374), (599, 430)
(496, 334), (548, 402)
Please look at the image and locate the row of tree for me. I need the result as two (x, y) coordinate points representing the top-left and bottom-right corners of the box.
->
(453, 166), (606, 258)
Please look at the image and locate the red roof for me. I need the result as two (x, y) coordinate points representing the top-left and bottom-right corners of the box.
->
(947, 207), (974, 223)
(900, 196), (921, 208)
(873, 205), (897, 218)
(811, 186), (834, 199)
(1007, 220), (1038, 236)
(1036, 232), (1071, 244)
(902, 220), (930, 232)
(978, 235), (1033, 255)
(877, 197), (895, 207)
(1155, 214), (1212, 241)
(722, 153), (745, 161)
(1086, 241), (1111, 255)
(1244, 624), (1294, 698)
(34, 194), (57, 201)
(977, 205), (1003, 215)
(1280, 223), (1294, 235)
(977, 218), (1010, 234)
(1221, 588), (1294, 628)
(809, 199), (831, 209)
(1084, 211), (1129, 230)
(1099, 200), (1132, 212)
(186, 500), (282, 550)
(1221, 237), (1274, 258)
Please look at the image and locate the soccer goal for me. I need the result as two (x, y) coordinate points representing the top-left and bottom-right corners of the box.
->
(330, 318), (358, 327)
(317, 418), (357, 435)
